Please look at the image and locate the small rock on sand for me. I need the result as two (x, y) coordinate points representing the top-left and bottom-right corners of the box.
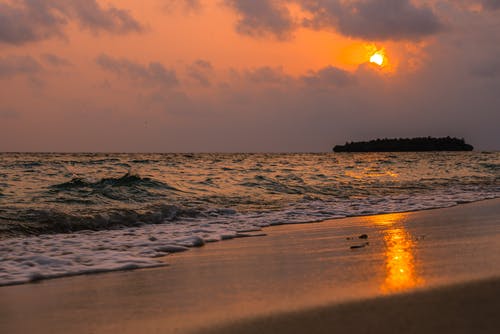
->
(350, 242), (369, 250)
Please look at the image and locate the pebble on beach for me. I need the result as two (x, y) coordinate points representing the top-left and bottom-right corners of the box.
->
(350, 242), (369, 250)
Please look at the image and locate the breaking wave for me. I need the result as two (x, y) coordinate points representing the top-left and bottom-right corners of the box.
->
(50, 173), (176, 190)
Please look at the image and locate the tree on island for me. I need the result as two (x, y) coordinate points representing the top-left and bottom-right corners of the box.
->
(333, 137), (474, 152)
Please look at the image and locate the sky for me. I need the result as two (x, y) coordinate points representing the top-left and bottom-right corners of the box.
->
(0, 0), (499, 152)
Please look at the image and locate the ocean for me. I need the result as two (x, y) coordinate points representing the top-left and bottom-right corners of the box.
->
(0, 152), (499, 286)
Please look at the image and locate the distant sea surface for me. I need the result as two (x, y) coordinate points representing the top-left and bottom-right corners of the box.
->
(1, 152), (499, 285)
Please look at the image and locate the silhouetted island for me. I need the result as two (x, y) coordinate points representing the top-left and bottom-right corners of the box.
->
(333, 137), (474, 152)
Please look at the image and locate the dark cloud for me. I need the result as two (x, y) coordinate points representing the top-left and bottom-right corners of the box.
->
(186, 59), (213, 87)
(0, 55), (42, 78)
(301, 66), (356, 88)
(0, 1), (63, 45)
(245, 66), (291, 84)
(223, 0), (443, 41)
(0, 109), (20, 119)
(41, 53), (72, 67)
(67, 1), (143, 33)
(481, 0), (500, 10)
(224, 0), (295, 40)
(301, 0), (443, 41)
(237, 65), (352, 90)
(471, 58), (500, 78)
(148, 90), (212, 116)
(95, 54), (179, 87)
(0, 0), (142, 45)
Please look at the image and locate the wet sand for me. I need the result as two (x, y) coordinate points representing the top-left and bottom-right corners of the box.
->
(0, 199), (499, 334)
(200, 277), (500, 334)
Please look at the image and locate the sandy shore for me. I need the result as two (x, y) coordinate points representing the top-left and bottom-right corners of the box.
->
(0, 199), (499, 333)
(199, 277), (500, 334)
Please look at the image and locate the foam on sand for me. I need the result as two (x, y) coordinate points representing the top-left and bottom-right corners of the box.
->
(1, 195), (499, 286)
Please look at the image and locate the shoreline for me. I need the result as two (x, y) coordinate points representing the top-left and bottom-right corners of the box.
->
(1, 198), (499, 333)
(3, 196), (496, 241)
(1, 197), (498, 287)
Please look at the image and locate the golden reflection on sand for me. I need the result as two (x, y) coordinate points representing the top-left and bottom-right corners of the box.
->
(372, 213), (423, 292)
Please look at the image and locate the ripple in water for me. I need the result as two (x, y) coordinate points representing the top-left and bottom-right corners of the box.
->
(0, 152), (498, 285)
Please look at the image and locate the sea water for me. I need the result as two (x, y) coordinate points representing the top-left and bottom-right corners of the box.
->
(0, 152), (498, 285)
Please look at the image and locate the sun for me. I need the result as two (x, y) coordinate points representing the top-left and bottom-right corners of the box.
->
(370, 52), (384, 66)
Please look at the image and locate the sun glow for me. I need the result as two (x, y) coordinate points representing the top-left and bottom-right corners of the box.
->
(370, 52), (385, 66)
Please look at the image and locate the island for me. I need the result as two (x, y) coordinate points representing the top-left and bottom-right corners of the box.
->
(333, 137), (474, 152)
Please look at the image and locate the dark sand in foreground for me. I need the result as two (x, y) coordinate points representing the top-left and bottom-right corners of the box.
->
(0, 199), (499, 333)
(200, 277), (500, 334)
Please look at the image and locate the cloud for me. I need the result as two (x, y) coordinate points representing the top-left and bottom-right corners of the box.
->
(245, 66), (291, 84)
(0, 55), (42, 78)
(471, 58), (500, 78)
(147, 90), (213, 115)
(186, 59), (213, 87)
(301, 0), (443, 41)
(301, 66), (356, 88)
(223, 0), (443, 41)
(67, 1), (143, 33)
(0, 0), (142, 45)
(95, 54), (179, 87)
(481, 0), (500, 10)
(224, 0), (295, 40)
(234, 65), (351, 90)
(0, 109), (20, 119)
(41, 53), (72, 67)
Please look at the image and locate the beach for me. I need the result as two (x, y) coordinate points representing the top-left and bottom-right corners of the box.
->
(0, 199), (499, 333)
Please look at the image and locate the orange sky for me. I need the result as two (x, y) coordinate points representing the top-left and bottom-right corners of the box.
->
(0, 0), (499, 151)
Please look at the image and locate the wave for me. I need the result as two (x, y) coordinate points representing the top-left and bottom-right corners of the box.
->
(0, 204), (203, 237)
(48, 173), (180, 202)
(240, 175), (307, 195)
(479, 163), (500, 171)
(5, 161), (44, 169)
(51, 172), (176, 190)
(130, 159), (161, 164)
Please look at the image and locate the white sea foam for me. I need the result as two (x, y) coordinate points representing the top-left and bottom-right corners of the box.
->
(0, 191), (497, 286)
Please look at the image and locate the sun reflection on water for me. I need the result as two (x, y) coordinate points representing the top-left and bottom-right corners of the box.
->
(372, 213), (423, 292)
